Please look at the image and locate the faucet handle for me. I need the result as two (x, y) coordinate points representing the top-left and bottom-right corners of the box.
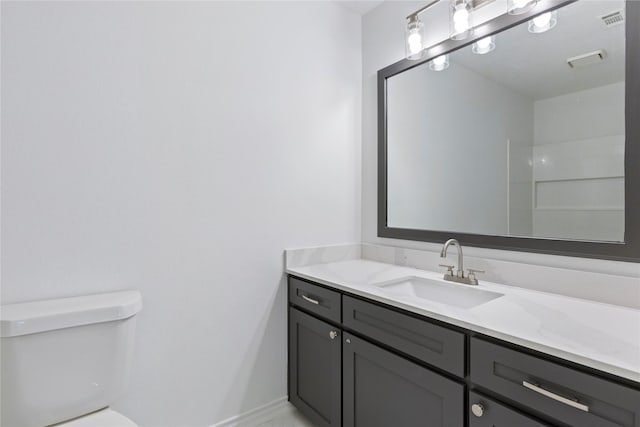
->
(466, 268), (485, 283)
(438, 264), (455, 276)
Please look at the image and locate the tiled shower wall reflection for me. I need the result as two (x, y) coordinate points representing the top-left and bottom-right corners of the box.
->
(509, 81), (624, 242)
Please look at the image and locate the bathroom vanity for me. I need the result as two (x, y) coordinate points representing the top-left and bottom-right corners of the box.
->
(286, 260), (640, 427)
(287, 0), (640, 423)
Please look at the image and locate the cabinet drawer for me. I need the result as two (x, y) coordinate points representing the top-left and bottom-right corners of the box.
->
(342, 296), (465, 377)
(470, 337), (640, 427)
(288, 276), (341, 323)
(469, 391), (551, 427)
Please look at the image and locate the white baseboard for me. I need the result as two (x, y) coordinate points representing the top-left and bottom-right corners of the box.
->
(210, 397), (292, 427)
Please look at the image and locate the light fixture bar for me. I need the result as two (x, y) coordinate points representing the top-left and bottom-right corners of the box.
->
(470, 0), (495, 9)
(406, 0), (441, 20)
(406, 0), (493, 20)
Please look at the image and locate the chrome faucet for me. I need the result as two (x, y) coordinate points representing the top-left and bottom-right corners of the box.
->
(439, 239), (484, 285)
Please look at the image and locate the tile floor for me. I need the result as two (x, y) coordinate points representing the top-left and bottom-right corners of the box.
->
(253, 403), (315, 427)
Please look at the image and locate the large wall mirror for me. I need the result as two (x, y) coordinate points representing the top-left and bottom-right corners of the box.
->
(378, 0), (640, 261)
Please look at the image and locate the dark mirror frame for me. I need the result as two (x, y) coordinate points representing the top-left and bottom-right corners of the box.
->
(378, 0), (640, 262)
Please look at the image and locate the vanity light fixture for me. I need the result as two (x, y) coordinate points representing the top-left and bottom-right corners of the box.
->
(405, 0), (490, 59)
(429, 54), (450, 71)
(404, 0), (440, 60)
(508, 0), (537, 15)
(472, 35), (495, 54)
(450, 0), (473, 40)
(528, 10), (557, 33)
(406, 14), (426, 60)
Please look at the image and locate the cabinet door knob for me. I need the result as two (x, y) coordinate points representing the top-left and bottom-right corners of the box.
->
(329, 330), (339, 340)
(471, 403), (484, 417)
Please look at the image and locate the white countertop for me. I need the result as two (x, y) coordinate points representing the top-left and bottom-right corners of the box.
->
(287, 259), (640, 383)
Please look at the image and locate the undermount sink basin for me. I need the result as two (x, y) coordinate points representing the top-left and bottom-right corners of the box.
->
(375, 276), (503, 309)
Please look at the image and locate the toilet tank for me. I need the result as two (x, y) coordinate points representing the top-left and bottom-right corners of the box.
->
(1, 291), (143, 427)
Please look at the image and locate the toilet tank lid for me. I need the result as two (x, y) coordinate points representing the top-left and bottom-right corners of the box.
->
(1, 291), (142, 338)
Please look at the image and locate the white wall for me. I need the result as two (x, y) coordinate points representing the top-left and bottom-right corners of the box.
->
(1, 2), (361, 426)
(386, 60), (533, 235)
(362, 2), (639, 282)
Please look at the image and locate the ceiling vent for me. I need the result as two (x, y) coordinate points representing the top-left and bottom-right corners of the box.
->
(600, 10), (624, 27)
(567, 50), (606, 69)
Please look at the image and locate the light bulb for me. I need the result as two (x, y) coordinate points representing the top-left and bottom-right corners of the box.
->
(405, 15), (425, 60)
(433, 55), (447, 66)
(407, 31), (422, 54)
(508, 0), (537, 15)
(453, 7), (470, 33)
(407, 32), (421, 45)
(472, 35), (495, 54)
(453, 8), (469, 25)
(528, 10), (557, 33)
(449, 0), (473, 40)
(532, 12), (551, 27)
(408, 42), (422, 54)
(429, 54), (449, 71)
(476, 37), (491, 49)
(454, 20), (469, 34)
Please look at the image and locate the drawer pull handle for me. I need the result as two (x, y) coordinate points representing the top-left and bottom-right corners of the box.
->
(522, 381), (589, 412)
(301, 294), (320, 305)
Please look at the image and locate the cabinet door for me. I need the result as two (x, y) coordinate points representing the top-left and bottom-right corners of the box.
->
(343, 332), (464, 427)
(289, 308), (341, 427)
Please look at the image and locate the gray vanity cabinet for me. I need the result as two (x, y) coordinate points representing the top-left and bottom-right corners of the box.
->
(288, 308), (342, 427)
(288, 275), (640, 427)
(343, 332), (464, 427)
(288, 277), (465, 427)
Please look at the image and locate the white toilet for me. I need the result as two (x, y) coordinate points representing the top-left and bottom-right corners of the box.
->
(1, 290), (143, 427)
